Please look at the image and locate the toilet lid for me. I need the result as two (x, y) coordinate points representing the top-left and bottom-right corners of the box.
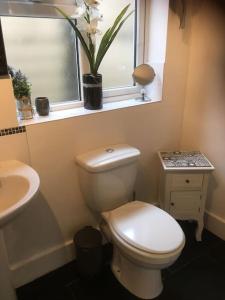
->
(106, 201), (185, 254)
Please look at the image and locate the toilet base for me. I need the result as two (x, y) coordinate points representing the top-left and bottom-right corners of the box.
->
(111, 246), (163, 299)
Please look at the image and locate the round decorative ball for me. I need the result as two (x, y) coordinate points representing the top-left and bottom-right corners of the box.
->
(132, 64), (155, 86)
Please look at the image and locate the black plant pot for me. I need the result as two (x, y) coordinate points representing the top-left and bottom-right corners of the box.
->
(83, 73), (103, 110)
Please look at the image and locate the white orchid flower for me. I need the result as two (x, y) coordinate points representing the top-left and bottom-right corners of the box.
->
(77, 3), (102, 45)
(84, 0), (100, 8)
(77, 18), (101, 45)
(70, 5), (85, 18)
(86, 18), (101, 44)
(89, 7), (103, 21)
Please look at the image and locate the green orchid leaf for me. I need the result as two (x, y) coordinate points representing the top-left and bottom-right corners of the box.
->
(55, 7), (94, 72)
(95, 10), (134, 73)
(107, 4), (131, 37)
(95, 5), (131, 72)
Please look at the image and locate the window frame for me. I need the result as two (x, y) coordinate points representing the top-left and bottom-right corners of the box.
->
(103, 0), (146, 97)
(1, 0), (146, 111)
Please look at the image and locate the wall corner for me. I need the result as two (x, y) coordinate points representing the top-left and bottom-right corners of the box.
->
(0, 75), (19, 129)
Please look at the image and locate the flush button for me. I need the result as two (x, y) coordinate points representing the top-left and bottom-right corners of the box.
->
(105, 148), (114, 153)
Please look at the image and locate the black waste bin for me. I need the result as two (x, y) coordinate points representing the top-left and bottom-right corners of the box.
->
(74, 226), (103, 278)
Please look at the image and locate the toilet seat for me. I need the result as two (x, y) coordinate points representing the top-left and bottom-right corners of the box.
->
(102, 201), (185, 255)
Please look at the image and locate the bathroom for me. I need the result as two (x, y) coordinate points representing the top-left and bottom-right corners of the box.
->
(0, 0), (225, 299)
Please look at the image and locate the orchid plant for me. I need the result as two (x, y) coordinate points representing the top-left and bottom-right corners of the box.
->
(56, 1), (133, 76)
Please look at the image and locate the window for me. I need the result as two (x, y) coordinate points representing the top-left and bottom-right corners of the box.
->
(1, 0), (142, 106)
(1, 17), (80, 104)
(96, 0), (136, 89)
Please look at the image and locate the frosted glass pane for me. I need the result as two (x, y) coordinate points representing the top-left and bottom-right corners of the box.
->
(1, 17), (79, 104)
(98, 0), (136, 89)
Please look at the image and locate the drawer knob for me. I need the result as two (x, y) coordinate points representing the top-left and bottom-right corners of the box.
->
(185, 179), (190, 183)
(171, 202), (175, 206)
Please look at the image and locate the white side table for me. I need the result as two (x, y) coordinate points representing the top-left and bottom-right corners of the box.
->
(158, 151), (214, 241)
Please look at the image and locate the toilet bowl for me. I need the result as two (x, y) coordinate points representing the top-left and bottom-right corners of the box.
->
(101, 201), (185, 299)
(76, 144), (185, 299)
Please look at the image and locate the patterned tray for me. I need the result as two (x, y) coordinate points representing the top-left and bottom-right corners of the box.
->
(160, 151), (212, 168)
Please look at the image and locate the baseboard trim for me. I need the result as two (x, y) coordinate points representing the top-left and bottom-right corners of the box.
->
(205, 210), (225, 240)
(11, 240), (75, 288)
(11, 211), (224, 288)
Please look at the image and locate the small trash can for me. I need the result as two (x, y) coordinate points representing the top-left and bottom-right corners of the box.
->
(74, 226), (103, 278)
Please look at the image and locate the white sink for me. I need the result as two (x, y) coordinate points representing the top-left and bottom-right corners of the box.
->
(0, 160), (40, 227)
(0, 160), (40, 300)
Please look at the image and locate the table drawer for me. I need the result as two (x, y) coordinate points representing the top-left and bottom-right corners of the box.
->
(171, 174), (203, 189)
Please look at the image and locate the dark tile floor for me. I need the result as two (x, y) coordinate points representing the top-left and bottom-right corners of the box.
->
(17, 221), (225, 300)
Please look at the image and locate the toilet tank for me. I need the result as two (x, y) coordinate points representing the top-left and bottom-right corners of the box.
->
(76, 144), (140, 212)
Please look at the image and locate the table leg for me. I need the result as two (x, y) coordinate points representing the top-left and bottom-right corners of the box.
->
(195, 219), (204, 242)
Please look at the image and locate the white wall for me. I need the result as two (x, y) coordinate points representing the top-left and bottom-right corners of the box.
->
(0, 5), (190, 287)
(181, 1), (225, 239)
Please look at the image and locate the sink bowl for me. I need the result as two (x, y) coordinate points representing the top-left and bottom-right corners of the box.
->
(0, 160), (40, 300)
(0, 160), (40, 227)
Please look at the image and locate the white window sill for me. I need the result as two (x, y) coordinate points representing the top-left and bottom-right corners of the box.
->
(19, 97), (161, 127)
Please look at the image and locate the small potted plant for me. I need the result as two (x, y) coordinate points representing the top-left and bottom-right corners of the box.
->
(8, 66), (33, 120)
(56, 1), (133, 110)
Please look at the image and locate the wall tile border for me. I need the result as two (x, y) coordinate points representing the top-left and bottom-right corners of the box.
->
(0, 126), (26, 137)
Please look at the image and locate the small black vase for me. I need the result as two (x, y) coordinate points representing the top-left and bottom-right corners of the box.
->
(83, 74), (102, 110)
(35, 97), (50, 116)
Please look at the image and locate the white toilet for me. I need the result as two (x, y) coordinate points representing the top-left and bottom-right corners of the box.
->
(76, 144), (185, 299)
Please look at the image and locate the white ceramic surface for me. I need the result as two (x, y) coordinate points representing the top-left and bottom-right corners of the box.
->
(76, 145), (140, 212)
(102, 203), (185, 299)
(77, 144), (185, 299)
(76, 144), (140, 173)
(0, 160), (40, 227)
(103, 201), (185, 254)
(0, 160), (40, 300)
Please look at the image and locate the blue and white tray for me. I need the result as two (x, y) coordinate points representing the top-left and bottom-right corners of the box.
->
(158, 151), (214, 171)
